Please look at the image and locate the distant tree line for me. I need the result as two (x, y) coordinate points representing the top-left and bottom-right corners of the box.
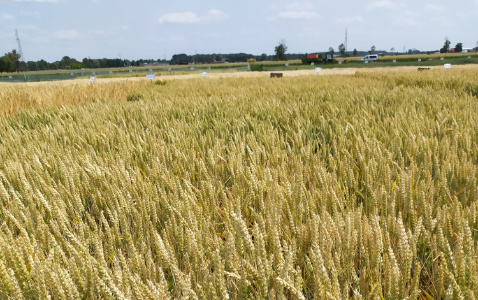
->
(0, 50), (21, 73)
(0, 51), (170, 73)
(169, 52), (303, 65)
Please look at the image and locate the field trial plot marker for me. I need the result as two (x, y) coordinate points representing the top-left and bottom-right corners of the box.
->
(201, 72), (208, 77)
(90, 77), (96, 82)
(444, 64), (451, 69)
(146, 73), (155, 80)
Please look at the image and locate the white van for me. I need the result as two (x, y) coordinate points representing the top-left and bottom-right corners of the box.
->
(358, 54), (378, 62)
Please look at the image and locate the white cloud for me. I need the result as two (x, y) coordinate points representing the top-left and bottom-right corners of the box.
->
(336, 15), (364, 24)
(54, 29), (81, 40)
(426, 4), (445, 11)
(159, 12), (201, 24)
(22, 24), (39, 30)
(1, 13), (14, 20)
(395, 18), (420, 26)
(284, 1), (315, 11)
(159, 9), (228, 24)
(206, 9), (229, 22)
(368, 0), (403, 10)
(15, 0), (59, 2)
(278, 11), (320, 20)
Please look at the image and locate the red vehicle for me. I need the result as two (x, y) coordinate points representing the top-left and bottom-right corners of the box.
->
(303, 53), (333, 64)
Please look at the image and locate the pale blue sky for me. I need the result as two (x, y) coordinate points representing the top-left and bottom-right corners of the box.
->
(0, 0), (477, 62)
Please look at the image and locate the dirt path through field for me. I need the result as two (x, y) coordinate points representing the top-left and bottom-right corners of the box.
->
(1, 64), (477, 87)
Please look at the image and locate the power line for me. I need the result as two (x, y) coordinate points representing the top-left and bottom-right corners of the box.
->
(15, 29), (25, 62)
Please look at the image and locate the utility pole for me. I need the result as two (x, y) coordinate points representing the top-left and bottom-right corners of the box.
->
(15, 29), (25, 62)
(345, 28), (348, 52)
(15, 29), (26, 71)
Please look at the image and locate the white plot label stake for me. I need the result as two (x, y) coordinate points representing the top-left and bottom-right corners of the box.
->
(444, 64), (451, 69)
(90, 77), (96, 82)
(146, 73), (155, 80)
(201, 72), (208, 77)
(315, 67), (322, 73)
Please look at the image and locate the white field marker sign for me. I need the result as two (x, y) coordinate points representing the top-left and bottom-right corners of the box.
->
(468, 56), (472, 59)
(285, 63), (289, 67)
(71, 73), (74, 76)
(129, 70), (133, 73)
(201, 72), (208, 77)
(311, 62), (314, 65)
(444, 64), (451, 69)
(365, 61), (369, 64)
(440, 58), (444, 60)
(190, 67), (194, 70)
(418, 59), (421, 62)
(168, 68), (172, 71)
(146, 73), (155, 80)
(149, 69), (153, 72)
(9, 76), (12, 79)
(109, 70), (113, 74)
(338, 61), (342, 64)
(393, 60), (396, 63)
(315, 67), (322, 73)
(209, 66), (211, 70)
(90, 77), (96, 82)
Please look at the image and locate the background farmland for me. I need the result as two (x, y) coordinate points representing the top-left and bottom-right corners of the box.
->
(0, 68), (477, 299)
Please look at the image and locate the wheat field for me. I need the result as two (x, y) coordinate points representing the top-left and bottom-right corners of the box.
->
(0, 68), (477, 299)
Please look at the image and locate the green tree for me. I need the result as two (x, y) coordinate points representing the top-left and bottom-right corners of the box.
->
(338, 43), (346, 57)
(0, 58), (6, 73)
(329, 47), (334, 57)
(353, 48), (357, 56)
(369, 45), (376, 54)
(0, 50), (21, 72)
(274, 40), (288, 61)
(454, 42), (463, 53)
(440, 38), (450, 53)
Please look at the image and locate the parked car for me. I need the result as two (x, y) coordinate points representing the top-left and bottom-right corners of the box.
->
(358, 54), (379, 62)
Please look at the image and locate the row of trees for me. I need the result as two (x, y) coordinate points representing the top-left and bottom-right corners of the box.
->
(0, 51), (169, 72)
(440, 38), (464, 53)
(0, 50), (21, 73)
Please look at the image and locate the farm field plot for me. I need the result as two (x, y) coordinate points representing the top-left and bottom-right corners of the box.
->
(0, 67), (477, 299)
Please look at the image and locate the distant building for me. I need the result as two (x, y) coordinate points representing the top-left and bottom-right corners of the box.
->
(462, 48), (473, 53)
